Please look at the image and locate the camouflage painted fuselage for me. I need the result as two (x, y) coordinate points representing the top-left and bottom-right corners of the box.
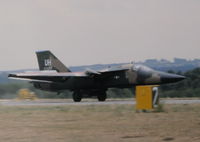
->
(30, 64), (185, 92)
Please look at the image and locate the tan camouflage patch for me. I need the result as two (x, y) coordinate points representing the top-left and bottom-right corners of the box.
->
(125, 70), (137, 84)
(145, 73), (161, 84)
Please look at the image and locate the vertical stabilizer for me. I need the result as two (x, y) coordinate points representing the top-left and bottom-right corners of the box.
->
(36, 50), (71, 72)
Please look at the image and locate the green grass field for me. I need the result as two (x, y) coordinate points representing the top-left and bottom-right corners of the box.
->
(0, 104), (199, 142)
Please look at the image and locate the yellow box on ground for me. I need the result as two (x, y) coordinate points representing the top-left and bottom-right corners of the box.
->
(136, 86), (156, 110)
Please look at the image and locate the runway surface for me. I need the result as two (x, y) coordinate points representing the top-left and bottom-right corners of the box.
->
(0, 99), (200, 106)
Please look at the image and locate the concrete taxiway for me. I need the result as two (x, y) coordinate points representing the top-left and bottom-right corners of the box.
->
(0, 99), (200, 106)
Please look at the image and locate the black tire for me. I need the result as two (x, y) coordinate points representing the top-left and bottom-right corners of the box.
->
(73, 91), (82, 102)
(97, 91), (107, 102)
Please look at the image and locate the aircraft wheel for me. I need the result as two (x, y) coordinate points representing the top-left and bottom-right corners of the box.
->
(73, 91), (82, 102)
(97, 91), (107, 102)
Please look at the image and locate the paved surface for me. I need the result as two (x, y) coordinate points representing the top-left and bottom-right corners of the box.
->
(0, 99), (200, 106)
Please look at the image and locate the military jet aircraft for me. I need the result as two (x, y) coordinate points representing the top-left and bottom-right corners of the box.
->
(9, 51), (185, 102)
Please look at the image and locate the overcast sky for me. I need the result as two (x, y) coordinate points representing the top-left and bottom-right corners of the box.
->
(0, 0), (199, 70)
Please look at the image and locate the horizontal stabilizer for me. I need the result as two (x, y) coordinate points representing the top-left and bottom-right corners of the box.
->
(8, 71), (88, 83)
(9, 77), (53, 83)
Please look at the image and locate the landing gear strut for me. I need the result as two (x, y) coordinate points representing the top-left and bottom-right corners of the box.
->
(72, 90), (107, 102)
(73, 91), (82, 102)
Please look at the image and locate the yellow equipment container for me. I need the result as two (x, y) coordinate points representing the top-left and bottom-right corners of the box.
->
(17, 89), (37, 100)
(136, 85), (159, 111)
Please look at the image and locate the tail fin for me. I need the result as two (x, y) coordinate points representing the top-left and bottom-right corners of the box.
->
(36, 50), (71, 72)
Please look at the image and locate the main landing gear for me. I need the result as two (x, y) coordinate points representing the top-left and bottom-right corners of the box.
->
(72, 91), (82, 102)
(72, 90), (107, 102)
(97, 91), (107, 102)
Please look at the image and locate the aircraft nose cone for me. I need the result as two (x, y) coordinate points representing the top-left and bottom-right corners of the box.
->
(160, 72), (186, 84)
